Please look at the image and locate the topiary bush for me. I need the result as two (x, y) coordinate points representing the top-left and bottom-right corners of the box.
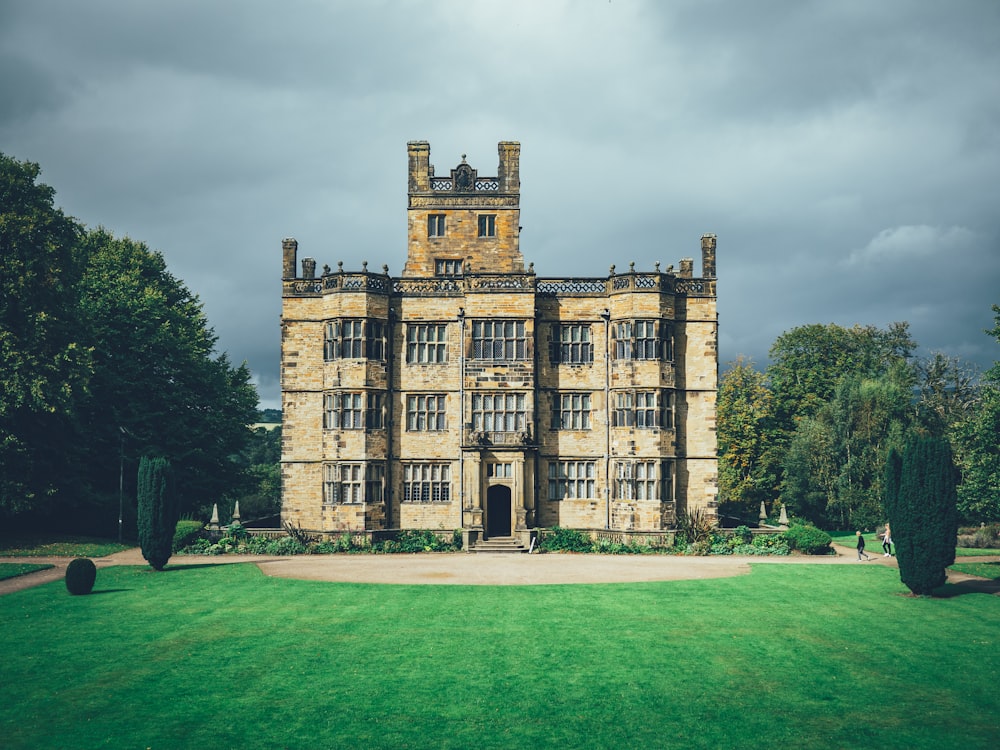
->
(137, 456), (179, 570)
(783, 524), (833, 555)
(884, 435), (959, 596)
(65, 557), (97, 595)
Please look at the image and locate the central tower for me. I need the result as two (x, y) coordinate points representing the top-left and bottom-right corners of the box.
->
(404, 140), (523, 277)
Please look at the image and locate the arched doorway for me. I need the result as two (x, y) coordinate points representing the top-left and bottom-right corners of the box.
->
(486, 485), (512, 538)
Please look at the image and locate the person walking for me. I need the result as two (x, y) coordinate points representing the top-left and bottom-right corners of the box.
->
(856, 531), (870, 561)
(881, 522), (893, 557)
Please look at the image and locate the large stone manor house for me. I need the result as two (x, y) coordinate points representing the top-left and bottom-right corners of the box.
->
(280, 141), (718, 548)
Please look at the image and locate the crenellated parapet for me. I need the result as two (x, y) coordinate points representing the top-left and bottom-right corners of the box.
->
(282, 255), (716, 299)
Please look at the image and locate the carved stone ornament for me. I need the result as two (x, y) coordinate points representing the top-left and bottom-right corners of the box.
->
(454, 162), (475, 192)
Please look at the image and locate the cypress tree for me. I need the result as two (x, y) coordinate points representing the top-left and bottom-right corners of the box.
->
(884, 435), (958, 595)
(137, 456), (178, 570)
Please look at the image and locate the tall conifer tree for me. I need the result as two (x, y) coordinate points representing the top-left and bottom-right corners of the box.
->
(884, 435), (958, 595)
(137, 456), (178, 570)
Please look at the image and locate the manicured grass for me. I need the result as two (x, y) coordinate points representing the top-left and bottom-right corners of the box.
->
(953, 547), (1000, 557)
(828, 530), (997, 557)
(0, 533), (130, 558)
(0, 563), (53, 581)
(1, 562), (997, 749)
(951, 561), (1000, 580)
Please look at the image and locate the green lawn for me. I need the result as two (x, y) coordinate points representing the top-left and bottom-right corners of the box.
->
(828, 530), (998, 558)
(0, 533), (130, 558)
(0, 563), (53, 581)
(1, 562), (997, 749)
(951, 561), (1000, 580)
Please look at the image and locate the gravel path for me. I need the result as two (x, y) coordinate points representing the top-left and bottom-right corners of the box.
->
(2, 544), (997, 593)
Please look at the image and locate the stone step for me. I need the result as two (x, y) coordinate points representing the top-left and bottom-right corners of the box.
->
(470, 537), (528, 554)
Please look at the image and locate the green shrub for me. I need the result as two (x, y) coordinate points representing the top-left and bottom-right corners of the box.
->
(137, 456), (179, 570)
(783, 525), (833, 555)
(958, 524), (1000, 549)
(677, 508), (714, 545)
(885, 435), (958, 596)
(265, 536), (307, 555)
(310, 533), (365, 554)
(538, 527), (593, 553)
(172, 519), (204, 553)
(732, 525), (753, 545)
(687, 539), (712, 555)
(751, 534), (790, 555)
(592, 538), (650, 555)
(65, 558), (97, 595)
(376, 529), (456, 553)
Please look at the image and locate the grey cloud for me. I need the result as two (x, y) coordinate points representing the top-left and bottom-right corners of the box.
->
(2, 0), (998, 409)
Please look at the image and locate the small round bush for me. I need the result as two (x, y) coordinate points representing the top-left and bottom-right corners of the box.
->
(783, 525), (833, 555)
(65, 557), (97, 595)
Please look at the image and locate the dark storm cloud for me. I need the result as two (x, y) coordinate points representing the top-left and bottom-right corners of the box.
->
(2, 0), (998, 407)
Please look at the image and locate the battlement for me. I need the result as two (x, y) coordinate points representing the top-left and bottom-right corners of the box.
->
(282, 261), (717, 299)
(408, 140), (519, 197)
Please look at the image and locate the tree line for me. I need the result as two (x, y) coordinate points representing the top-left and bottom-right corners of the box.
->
(1, 152), (277, 533)
(718, 315), (1000, 529)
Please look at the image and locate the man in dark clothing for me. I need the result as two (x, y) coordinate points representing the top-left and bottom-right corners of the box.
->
(856, 531), (870, 561)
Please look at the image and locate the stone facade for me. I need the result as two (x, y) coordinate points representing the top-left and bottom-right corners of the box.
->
(280, 141), (718, 544)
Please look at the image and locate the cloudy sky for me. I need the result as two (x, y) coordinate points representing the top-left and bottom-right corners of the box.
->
(3, 0), (998, 408)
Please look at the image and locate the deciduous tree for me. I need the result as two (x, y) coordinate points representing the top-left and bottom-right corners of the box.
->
(717, 357), (775, 519)
(76, 229), (259, 523)
(0, 153), (91, 516)
(950, 305), (1000, 521)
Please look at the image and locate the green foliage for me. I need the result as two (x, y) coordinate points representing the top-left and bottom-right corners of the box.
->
(310, 534), (356, 554)
(914, 352), (980, 436)
(220, 426), (282, 522)
(950, 306), (1000, 523)
(706, 530), (790, 556)
(537, 527), (594, 553)
(767, 322), (915, 427)
(266, 536), (307, 555)
(0, 533), (129, 558)
(136, 456), (178, 570)
(766, 323), (916, 525)
(717, 357), (776, 515)
(884, 435), (959, 595)
(949, 561), (1000, 580)
(732, 525), (753, 544)
(591, 538), (656, 555)
(676, 507), (714, 545)
(957, 524), (1000, 550)
(749, 533), (791, 555)
(76, 229), (259, 525)
(64, 557), (97, 595)
(0, 154), (260, 530)
(827, 370), (913, 528)
(0, 153), (91, 516)
(5, 564), (1000, 749)
(0, 563), (53, 581)
(781, 417), (837, 525)
(257, 408), (281, 423)
(782, 524), (833, 555)
(172, 519), (204, 553)
(375, 529), (458, 553)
